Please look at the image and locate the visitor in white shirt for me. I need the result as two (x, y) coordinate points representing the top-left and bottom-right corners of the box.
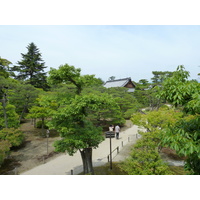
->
(115, 125), (120, 139)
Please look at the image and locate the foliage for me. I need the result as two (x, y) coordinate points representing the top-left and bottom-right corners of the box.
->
(0, 128), (25, 147)
(131, 107), (183, 132)
(158, 65), (200, 174)
(120, 131), (173, 175)
(9, 84), (41, 120)
(10, 42), (48, 90)
(48, 64), (102, 94)
(36, 120), (49, 129)
(0, 57), (12, 78)
(83, 86), (142, 119)
(0, 103), (19, 129)
(108, 76), (115, 81)
(161, 115), (200, 174)
(45, 86), (76, 107)
(53, 120), (104, 155)
(47, 62), (124, 174)
(26, 95), (56, 135)
(0, 76), (20, 128)
(27, 105), (52, 120)
(0, 140), (11, 166)
(158, 65), (199, 107)
(0, 76), (17, 99)
(120, 107), (186, 175)
(133, 79), (161, 109)
(49, 93), (120, 153)
(151, 71), (174, 85)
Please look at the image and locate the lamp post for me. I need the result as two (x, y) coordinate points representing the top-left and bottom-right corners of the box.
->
(105, 131), (115, 170)
(46, 129), (50, 155)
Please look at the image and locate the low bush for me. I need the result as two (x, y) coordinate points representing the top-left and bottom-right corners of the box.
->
(36, 120), (49, 129)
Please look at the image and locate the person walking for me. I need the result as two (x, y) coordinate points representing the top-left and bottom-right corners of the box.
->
(109, 125), (114, 132)
(115, 124), (120, 139)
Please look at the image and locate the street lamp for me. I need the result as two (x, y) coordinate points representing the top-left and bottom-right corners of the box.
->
(46, 129), (50, 155)
(105, 131), (115, 170)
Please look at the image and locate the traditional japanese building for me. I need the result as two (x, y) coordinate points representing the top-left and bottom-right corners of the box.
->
(104, 77), (136, 92)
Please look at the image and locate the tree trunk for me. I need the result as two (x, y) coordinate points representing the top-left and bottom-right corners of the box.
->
(34, 118), (36, 128)
(42, 117), (45, 137)
(79, 148), (94, 175)
(19, 97), (29, 123)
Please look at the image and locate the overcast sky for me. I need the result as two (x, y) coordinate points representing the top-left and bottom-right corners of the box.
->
(1, 25), (200, 82)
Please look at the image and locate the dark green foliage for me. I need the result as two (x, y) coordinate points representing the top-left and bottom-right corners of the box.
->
(0, 103), (19, 129)
(151, 71), (174, 85)
(0, 57), (12, 78)
(10, 42), (48, 90)
(48, 64), (102, 94)
(36, 120), (49, 129)
(83, 86), (142, 120)
(133, 79), (161, 109)
(48, 64), (124, 174)
(9, 84), (41, 121)
(53, 120), (104, 155)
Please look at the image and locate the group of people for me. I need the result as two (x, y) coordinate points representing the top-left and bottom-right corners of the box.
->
(109, 124), (120, 139)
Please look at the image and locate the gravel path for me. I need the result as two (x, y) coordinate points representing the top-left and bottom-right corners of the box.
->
(21, 123), (141, 175)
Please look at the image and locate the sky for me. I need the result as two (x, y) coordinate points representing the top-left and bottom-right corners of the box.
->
(0, 25), (200, 82)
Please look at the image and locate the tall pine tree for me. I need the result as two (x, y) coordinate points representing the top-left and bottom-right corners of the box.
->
(11, 42), (49, 90)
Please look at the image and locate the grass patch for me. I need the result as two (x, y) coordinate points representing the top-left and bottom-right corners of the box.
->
(169, 166), (188, 175)
(79, 162), (128, 175)
(80, 162), (188, 175)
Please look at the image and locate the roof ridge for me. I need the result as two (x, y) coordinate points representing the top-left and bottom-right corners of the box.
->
(105, 77), (131, 83)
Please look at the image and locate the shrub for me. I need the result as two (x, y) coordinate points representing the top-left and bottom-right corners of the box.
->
(0, 128), (25, 147)
(36, 120), (49, 129)
(0, 140), (11, 166)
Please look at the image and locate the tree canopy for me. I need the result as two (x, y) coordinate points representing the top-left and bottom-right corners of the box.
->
(158, 66), (200, 174)
(10, 42), (48, 90)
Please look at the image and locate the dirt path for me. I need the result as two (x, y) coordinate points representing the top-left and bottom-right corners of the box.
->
(0, 120), (61, 175)
(0, 120), (135, 175)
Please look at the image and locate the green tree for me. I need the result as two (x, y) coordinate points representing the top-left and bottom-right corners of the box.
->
(49, 93), (119, 174)
(27, 95), (55, 136)
(151, 71), (173, 85)
(83, 86), (137, 123)
(9, 84), (41, 121)
(121, 107), (184, 175)
(0, 103), (19, 129)
(158, 65), (200, 174)
(0, 57), (12, 78)
(120, 136), (172, 175)
(0, 77), (19, 128)
(131, 106), (183, 133)
(0, 128), (25, 147)
(48, 64), (123, 174)
(133, 80), (161, 110)
(0, 128), (24, 166)
(10, 42), (48, 89)
(48, 64), (102, 95)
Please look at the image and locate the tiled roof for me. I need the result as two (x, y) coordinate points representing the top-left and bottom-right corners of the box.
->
(104, 78), (132, 88)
